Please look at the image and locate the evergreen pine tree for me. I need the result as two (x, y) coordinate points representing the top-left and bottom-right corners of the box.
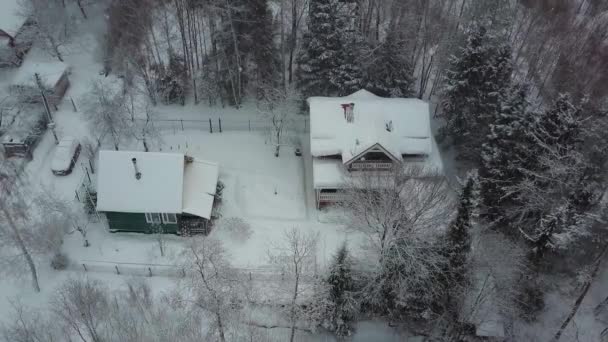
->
(525, 94), (584, 255)
(245, 0), (279, 95)
(296, 0), (342, 97)
(332, 32), (365, 96)
(481, 92), (599, 256)
(325, 242), (356, 338)
(442, 172), (476, 327)
(446, 173), (476, 281)
(364, 32), (415, 98)
(158, 53), (187, 105)
(440, 24), (513, 161)
(479, 84), (532, 224)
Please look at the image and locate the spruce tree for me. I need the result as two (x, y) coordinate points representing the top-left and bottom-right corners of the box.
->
(296, 0), (342, 97)
(245, 0), (279, 94)
(446, 173), (476, 281)
(364, 32), (415, 98)
(525, 94), (583, 255)
(440, 24), (513, 161)
(332, 32), (365, 96)
(479, 85), (532, 224)
(443, 172), (476, 325)
(326, 243), (356, 338)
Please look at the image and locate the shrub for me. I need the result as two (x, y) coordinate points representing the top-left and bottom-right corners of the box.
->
(215, 181), (225, 202)
(517, 279), (545, 322)
(51, 252), (70, 270)
(218, 217), (252, 241)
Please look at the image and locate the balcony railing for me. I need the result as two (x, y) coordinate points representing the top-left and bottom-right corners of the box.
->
(318, 192), (346, 202)
(349, 162), (394, 170)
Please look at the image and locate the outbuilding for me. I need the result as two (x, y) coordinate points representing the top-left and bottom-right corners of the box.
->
(96, 151), (220, 235)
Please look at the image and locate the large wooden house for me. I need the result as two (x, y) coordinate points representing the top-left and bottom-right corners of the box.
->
(96, 151), (220, 235)
(308, 89), (443, 208)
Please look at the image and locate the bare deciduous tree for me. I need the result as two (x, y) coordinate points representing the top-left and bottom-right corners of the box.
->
(19, 0), (72, 61)
(340, 165), (454, 318)
(0, 164), (70, 292)
(84, 79), (130, 150)
(52, 277), (109, 342)
(268, 227), (319, 342)
(0, 299), (64, 342)
(181, 237), (241, 342)
(258, 85), (300, 157)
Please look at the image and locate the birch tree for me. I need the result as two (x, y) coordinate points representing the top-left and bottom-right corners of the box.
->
(0, 164), (42, 292)
(257, 85), (300, 157)
(181, 237), (241, 342)
(52, 278), (109, 342)
(84, 79), (130, 150)
(269, 228), (319, 342)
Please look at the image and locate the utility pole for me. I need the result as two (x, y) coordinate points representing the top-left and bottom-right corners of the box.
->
(34, 73), (59, 144)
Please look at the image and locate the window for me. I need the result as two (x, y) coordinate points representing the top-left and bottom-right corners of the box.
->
(145, 213), (161, 224)
(162, 213), (177, 224)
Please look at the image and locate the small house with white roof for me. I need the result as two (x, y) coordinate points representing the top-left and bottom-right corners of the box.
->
(10, 61), (70, 105)
(309, 89), (443, 207)
(96, 151), (220, 235)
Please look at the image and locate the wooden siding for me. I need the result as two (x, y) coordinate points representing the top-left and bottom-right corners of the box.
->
(105, 212), (180, 234)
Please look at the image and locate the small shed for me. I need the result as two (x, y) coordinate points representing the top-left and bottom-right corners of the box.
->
(0, 105), (47, 159)
(96, 151), (220, 235)
(10, 61), (70, 105)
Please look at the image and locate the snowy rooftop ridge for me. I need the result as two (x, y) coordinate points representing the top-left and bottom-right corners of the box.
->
(11, 61), (68, 89)
(0, 0), (27, 37)
(308, 89), (433, 164)
(96, 151), (219, 219)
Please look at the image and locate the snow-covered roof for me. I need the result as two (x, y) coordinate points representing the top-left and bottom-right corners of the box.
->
(0, 0), (27, 37)
(182, 159), (219, 220)
(312, 158), (348, 189)
(11, 61), (68, 89)
(97, 151), (220, 219)
(309, 90), (443, 190)
(308, 89), (433, 164)
(97, 151), (185, 214)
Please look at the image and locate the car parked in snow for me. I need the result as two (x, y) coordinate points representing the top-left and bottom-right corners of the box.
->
(51, 137), (81, 176)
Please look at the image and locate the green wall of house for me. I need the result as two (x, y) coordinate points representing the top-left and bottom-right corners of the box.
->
(104, 212), (179, 234)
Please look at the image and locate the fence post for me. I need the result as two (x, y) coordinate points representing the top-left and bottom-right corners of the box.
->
(85, 165), (91, 183)
(82, 263), (87, 272)
(219, 118), (222, 133)
(70, 96), (77, 112)
(181, 119), (184, 131)
(115, 265), (120, 275)
(209, 118), (213, 133)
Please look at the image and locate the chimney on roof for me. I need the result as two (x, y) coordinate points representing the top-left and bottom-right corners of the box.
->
(131, 158), (142, 180)
(385, 120), (393, 132)
(341, 103), (355, 123)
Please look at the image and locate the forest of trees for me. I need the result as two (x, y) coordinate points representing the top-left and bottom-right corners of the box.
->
(2, 0), (608, 340)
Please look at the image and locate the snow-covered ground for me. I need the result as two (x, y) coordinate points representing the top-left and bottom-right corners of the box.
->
(0, 8), (366, 339)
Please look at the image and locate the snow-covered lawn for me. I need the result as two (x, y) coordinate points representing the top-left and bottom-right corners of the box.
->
(60, 130), (355, 273)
